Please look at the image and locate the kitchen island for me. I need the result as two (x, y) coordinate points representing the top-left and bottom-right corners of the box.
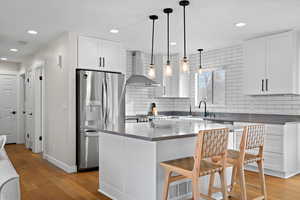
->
(98, 118), (236, 200)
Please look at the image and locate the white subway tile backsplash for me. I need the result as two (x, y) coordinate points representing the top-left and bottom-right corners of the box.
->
(126, 45), (300, 115)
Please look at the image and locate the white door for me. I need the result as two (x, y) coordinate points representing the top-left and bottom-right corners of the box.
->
(33, 67), (43, 153)
(18, 74), (26, 144)
(25, 71), (34, 149)
(78, 36), (100, 69)
(100, 40), (121, 72)
(244, 37), (267, 95)
(0, 74), (18, 143)
(267, 32), (294, 94)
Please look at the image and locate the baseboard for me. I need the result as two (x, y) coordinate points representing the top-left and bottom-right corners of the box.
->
(245, 165), (300, 179)
(98, 189), (117, 200)
(44, 153), (77, 173)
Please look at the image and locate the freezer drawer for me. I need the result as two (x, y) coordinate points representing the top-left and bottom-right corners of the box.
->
(78, 130), (99, 170)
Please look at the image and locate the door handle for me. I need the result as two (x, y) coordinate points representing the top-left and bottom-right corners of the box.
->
(261, 79), (264, 92)
(266, 79), (269, 92)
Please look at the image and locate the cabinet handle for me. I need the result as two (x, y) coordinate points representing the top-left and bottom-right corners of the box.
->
(261, 79), (264, 92)
(103, 57), (105, 68)
(266, 79), (269, 91)
(99, 57), (102, 67)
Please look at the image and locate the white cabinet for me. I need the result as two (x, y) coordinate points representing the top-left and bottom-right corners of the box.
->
(244, 37), (267, 95)
(233, 122), (299, 178)
(244, 31), (300, 95)
(77, 36), (125, 73)
(78, 36), (99, 68)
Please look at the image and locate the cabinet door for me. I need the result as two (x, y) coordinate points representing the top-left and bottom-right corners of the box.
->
(78, 36), (100, 69)
(267, 32), (295, 94)
(244, 38), (267, 95)
(100, 40), (122, 72)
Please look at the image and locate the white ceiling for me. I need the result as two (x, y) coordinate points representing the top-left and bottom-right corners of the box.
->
(1, 0), (300, 63)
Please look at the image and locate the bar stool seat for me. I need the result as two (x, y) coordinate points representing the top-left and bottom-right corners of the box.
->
(227, 149), (262, 164)
(160, 128), (230, 200)
(161, 157), (223, 176)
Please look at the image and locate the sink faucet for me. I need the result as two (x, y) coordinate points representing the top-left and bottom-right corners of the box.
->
(198, 98), (208, 117)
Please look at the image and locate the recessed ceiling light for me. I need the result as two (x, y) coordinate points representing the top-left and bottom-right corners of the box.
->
(170, 42), (177, 46)
(27, 30), (38, 35)
(9, 48), (18, 52)
(235, 22), (247, 27)
(0, 57), (7, 61)
(110, 29), (119, 34)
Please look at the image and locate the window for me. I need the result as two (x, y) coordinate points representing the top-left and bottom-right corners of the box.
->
(195, 69), (225, 105)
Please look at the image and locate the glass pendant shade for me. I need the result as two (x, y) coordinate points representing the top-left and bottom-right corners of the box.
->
(198, 67), (203, 74)
(148, 64), (156, 79)
(181, 57), (189, 72)
(164, 61), (172, 76)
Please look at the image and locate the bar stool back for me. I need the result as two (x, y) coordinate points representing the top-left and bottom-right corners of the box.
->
(229, 125), (267, 200)
(160, 128), (230, 200)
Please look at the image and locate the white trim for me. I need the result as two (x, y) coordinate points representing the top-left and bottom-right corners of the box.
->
(44, 153), (77, 173)
(245, 165), (300, 179)
(98, 189), (118, 200)
(17, 73), (25, 144)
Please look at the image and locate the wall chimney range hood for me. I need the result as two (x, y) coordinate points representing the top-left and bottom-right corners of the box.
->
(126, 51), (160, 87)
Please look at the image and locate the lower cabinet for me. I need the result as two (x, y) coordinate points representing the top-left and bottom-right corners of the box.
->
(233, 122), (299, 178)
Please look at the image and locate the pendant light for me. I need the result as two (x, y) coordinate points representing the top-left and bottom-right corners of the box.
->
(163, 8), (173, 77)
(198, 48), (204, 74)
(179, 0), (190, 72)
(148, 15), (158, 79)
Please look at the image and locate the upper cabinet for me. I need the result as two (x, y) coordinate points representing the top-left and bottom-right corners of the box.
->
(77, 36), (125, 73)
(244, 31), (300, 95)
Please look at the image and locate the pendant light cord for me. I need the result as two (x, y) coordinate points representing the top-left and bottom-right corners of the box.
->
(167, 13), (170, 62)
(151, 19), (155, 65)
(200, 50), (202, 67)
(183, 5), (187, 58)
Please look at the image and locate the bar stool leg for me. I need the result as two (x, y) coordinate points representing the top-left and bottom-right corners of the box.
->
(219, 170), (228, 200)
(208, 172), (215, 196)
(238, 166), (247, 200)
(162, 170), (172, 200)
(257, 160), (267, 200)
(230, 166), (237, 192)
(192, 174), (200, 200)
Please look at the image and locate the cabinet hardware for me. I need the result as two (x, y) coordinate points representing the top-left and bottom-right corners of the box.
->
(99, 57), (102, 67)
(103, 57), (105, 67)
(266, 79), (269, 91)
(261, 79), (264, 92)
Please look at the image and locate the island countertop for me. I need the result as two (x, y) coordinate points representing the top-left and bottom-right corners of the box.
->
(100, 118), (238, 141)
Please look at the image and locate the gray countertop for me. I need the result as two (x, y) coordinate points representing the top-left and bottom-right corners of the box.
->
(100, 118), (237, 141)
(128, 112), (300, 125)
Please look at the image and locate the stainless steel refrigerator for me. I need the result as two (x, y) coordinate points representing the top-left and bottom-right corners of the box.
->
(76, 69), (125, 171)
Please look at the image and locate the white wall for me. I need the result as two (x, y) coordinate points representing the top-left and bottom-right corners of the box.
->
(0, 61), (20, 74)
(21, 32), (77, 172)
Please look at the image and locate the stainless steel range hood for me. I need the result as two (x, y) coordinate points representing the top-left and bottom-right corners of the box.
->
(126, 51), (160, 87)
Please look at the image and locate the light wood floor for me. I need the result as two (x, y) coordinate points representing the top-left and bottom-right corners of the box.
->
(5, 144), (300, 200)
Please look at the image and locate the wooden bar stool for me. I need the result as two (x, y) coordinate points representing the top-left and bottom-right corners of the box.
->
(160, 128), (230, 200)
(211, 125), (267, 200)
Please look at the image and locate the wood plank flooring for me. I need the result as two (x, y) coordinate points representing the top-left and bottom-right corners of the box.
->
(5, 144), (300, 200)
